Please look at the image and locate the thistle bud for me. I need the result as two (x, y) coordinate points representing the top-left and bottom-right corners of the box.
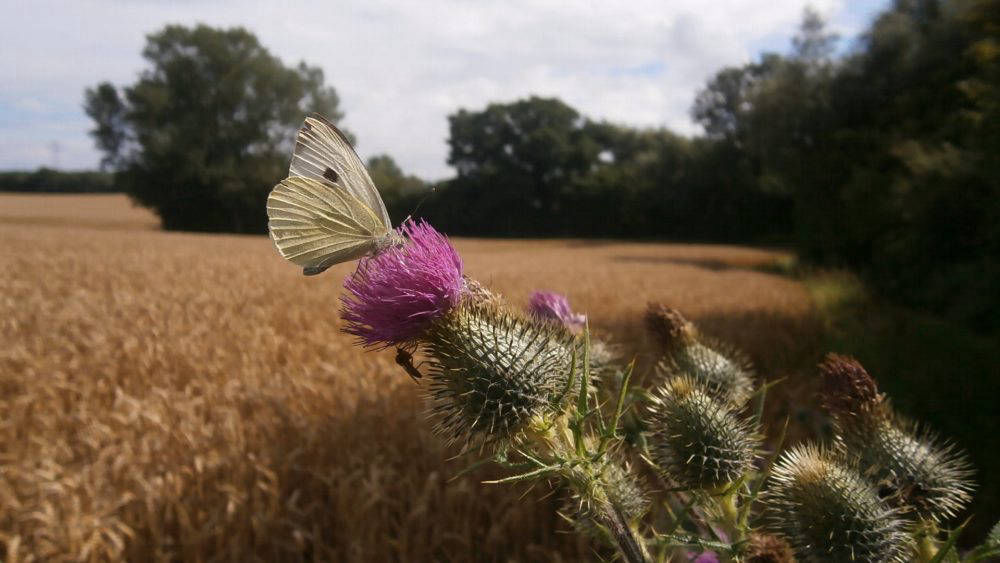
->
(819, 355), (974, 522)
(846, 417), (974, 523)
(646, 304), (755, 406)
(765, 445), (911, 562)
(647, 377), (759, 490)
(423, 302), (576, 447)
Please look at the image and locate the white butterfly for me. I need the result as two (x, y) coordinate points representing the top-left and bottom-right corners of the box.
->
(266, 114), (403, 275)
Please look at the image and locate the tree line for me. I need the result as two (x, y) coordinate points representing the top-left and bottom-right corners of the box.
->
(403, 0), (999, 335)
(77, 0), (998, 335)
(0, 168), (114, 192)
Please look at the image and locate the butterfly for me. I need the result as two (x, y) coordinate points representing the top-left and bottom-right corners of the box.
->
(266, 114), (403, 275)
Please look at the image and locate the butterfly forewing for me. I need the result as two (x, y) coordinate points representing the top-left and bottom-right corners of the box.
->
(267, 176), (389, 274)
(289, 115), (392, 227)
(266, 113), (398, 275)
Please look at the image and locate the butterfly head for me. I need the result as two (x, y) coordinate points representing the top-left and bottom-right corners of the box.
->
(376, 231), (407, 253)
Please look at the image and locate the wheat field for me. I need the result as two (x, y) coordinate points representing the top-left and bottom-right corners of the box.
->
(0, 194), (822, 562)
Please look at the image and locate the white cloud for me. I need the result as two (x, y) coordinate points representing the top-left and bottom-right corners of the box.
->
(0, 0), (882, 179)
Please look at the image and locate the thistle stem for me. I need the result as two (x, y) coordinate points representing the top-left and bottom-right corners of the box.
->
(596, 501), (650, 563)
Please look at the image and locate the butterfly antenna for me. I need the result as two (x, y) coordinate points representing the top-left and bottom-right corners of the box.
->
(408, 185), (437, 218)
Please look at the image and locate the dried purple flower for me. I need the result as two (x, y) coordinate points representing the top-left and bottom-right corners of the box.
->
(645, 303), (696, 351)
(340, 219), (464, 347)
(818, 353), (885, 420)
(528, 291), (586, 330)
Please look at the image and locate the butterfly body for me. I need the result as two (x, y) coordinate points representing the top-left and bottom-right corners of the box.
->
(266, 114), (399, 274)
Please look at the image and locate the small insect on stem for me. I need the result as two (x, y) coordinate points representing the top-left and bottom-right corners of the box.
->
(395, 347), (423, 381)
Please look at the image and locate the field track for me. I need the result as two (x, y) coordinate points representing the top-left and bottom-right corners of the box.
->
(0, 194), (821, 561)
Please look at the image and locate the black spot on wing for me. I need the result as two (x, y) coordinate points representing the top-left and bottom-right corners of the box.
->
(323, 167), (339, 183)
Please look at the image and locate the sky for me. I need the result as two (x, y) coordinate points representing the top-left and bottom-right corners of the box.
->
(1, 0), (888, 180)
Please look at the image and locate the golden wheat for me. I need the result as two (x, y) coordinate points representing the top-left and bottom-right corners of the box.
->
(0, 194), (820, 561)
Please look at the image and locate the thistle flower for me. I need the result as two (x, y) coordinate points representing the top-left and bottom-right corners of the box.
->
(529, 291), (587, 331)
(819, 355), (975, 522)
(646, 304), (755, 406)
(647, 377), (759, 490)
(340, 219), (464, 347)
(424, 302), (575, 447)
(765, 445), (911, 562)
(527, 291), (620, 384)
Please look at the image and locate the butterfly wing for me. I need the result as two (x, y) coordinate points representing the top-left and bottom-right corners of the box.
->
(289, 114), (392, 228)
(267, 176), (390, 275)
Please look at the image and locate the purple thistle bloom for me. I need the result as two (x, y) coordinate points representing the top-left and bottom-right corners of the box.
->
(341, 219), (464, 348)
(689, 552), (719, 563)
(528, 291), (587, 331)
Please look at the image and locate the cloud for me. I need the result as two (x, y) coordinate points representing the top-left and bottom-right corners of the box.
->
(0, 0), (882, 179)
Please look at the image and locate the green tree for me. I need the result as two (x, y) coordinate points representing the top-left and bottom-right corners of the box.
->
(84, 24), (347, 233)
(445, 97), (604, 235)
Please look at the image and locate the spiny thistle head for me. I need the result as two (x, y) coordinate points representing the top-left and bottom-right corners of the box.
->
(765, 444), (911, 562)
(647, 304), (755, 406)
(659, 340), (756, 407)
(647, 376), (759, 490)
(820, 356), (976, 522)
(340, 219), (464, 347)
(744, 534), (794, 563)
(818, 353), (886, 421)
(423, 302), (576, 447)
(843, 417), (975, 523)
(528, 291), (587, 331)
